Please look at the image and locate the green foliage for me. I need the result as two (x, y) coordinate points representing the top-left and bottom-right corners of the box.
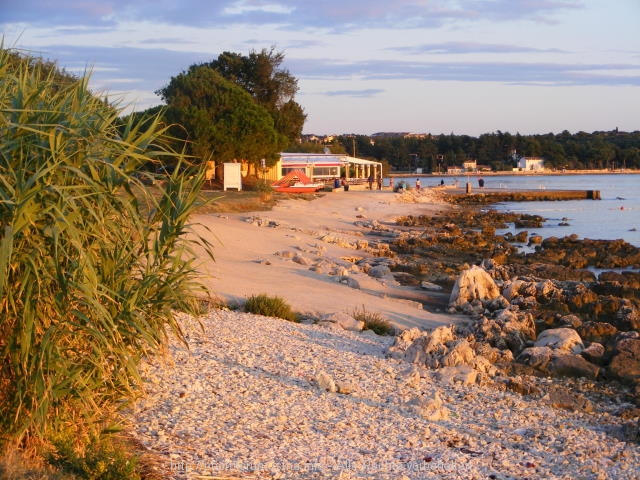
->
(48, 432), (139, 480)
(158, 66), (286, 169)
(244, 294), (298, 322)
(335, 130), (640, 172)
(206, 48), (306, 146)
(351, 306), (395, 336)
(0, 45), (214, 447)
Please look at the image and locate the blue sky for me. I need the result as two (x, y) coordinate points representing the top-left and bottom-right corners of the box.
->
(2, 0), (639, 136)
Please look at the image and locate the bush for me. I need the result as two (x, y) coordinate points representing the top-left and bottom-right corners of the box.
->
(351, 305), (395, 335)
(244, 294), (298, 322)
(0, 46), (214, 448)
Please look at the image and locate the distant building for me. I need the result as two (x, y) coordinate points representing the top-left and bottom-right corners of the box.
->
(462, 160), (477, 172)
(517, 157), (545, 171)
(447, 166), (464, 175)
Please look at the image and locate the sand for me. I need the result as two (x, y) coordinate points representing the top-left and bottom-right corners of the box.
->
(190, 187), (466, 330)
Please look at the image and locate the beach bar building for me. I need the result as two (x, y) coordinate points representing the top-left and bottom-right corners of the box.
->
(278, 153), (383, 184)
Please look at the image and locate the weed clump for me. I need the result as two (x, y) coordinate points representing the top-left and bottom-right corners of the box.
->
(351, 305), (395, 335)
(244, 294), (299, 322)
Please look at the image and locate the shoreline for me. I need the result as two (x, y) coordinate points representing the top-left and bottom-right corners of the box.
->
(389, 169), (640, 178)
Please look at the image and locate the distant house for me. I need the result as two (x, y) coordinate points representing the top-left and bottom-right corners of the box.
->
(517, 157), (545, 171)
(462, 160), (477, 172)
(447, 166), (464, 175)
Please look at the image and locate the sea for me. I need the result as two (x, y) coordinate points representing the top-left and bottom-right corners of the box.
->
(398, 173), (640, 248)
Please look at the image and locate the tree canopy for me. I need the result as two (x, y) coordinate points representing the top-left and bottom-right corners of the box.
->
(157, 65), (287, 169)
(154, 48), (305, 173)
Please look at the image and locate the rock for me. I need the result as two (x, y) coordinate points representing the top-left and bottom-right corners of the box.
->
(547, 388), (594, 412)
(559, 314), (583, 329)
(449, 265), (501, 308)
(420, 281), (443, 291)
(581, 342), (606, 364)
(441, 339), (475, 368)
(316, 371), (337, 392)
(578, 321), (618, 345)
(406, 391), (449, 421)
(335, 381), (355, 395)
(320, 312), (364, 332)
(616, 301), (640, 330)
(387, 328), (423, 359)
(535, 328), (584, 353)
(398, 366), (422, 389)
(547, 353), (600, 379)
(608, 337), (640, 385)
(339, 276), (361, 289)
(434, 365), (478, 385)
(516, 346), (553, 369)
(368, 265), (392, 278)
(292, 254), (313, 266)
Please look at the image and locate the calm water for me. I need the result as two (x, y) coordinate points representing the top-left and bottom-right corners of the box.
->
(402, 174), (640, 247)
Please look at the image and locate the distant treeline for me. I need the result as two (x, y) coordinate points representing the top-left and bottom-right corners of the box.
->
(295, 130), (640, 173)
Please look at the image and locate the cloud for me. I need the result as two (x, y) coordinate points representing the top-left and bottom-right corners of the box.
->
(324, 88), (385, 97)
(1, 0), (585, 31)
(389, 42), (567, 55)
(290, 57), (640, 87)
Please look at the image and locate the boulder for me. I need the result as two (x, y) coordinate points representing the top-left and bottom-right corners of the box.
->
(387, 328), (423, 359)
(449, 265), (501, 308)
(581, 342), (606, 364)
(578, 321), (618, 345)
(535, 328), (584, 353)
(608, 336), (640, 385)
(547, 353), (600, 379)
(516, 346), (553, 370)
(368, 265), (392, 278)
(435, 365), (478, 386)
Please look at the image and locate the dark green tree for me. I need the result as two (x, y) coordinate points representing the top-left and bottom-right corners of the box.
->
(157, 66), (286, 173)
(207, 48), (306, 146)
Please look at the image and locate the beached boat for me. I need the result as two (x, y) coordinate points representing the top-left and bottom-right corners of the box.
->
(271, 170), (324, 193)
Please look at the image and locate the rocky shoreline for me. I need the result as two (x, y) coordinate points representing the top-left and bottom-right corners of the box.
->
(125, 191), (640, 479)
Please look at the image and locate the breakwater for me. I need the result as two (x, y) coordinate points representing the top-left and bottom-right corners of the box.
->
(446, 188), (601, 202)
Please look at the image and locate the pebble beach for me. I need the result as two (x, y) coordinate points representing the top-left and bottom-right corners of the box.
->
(125, 309), (639, 479)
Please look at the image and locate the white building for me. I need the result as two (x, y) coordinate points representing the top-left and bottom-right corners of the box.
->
(517, 156), (545, 171)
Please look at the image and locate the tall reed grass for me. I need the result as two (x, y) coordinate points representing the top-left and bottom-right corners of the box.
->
(0, 45), (213, 451)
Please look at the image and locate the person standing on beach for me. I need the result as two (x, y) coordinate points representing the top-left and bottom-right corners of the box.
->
(376, 175), (382, 190)
(416, 178), (421, 190)
(368, 173), (374, 190)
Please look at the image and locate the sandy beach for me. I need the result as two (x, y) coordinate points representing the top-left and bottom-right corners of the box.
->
(192, 187), (465, 329)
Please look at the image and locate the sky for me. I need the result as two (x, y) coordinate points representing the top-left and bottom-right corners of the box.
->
(2, 0), (639, 136)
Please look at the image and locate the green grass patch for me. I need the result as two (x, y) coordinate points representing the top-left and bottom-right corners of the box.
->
(351, 305), (395, 335)
(244, 294), (299, 322)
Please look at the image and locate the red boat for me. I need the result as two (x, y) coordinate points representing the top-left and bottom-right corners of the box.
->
(272, 170), (324, 193)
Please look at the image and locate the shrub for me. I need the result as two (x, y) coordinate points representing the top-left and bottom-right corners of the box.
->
(0, 45), (214, 449)
(244, 294), (298, 322)
(351, 305), (395, 335)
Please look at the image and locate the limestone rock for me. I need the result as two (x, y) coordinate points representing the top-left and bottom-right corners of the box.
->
(387, 328), (423, 359)
(535, 328), (584, 353)
(449, 265), (501, 308)
(434, 365), (478, 386)
(406, 391), (449, 421)
(581, 342), (605, 364)
(316, 371), (337, 392)
(319, 312), (364, 332)
(517, 346), (553, 369)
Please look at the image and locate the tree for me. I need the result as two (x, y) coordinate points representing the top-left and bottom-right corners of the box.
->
(157, 66), (286, 172)
(207, 48), (306, 146)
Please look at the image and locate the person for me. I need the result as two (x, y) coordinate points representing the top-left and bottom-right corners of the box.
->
(415, 178), (421, 190)
(440, 179), (445, 186)
(376, 175), (382, 190)
(478, 177), (485, 188)
(368, 173), (374, 190)
(341, 177), (349, 191)
(333, 177), (340, 189)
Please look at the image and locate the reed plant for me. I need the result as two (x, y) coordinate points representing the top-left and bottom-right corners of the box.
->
(0, 44), (214, 455)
